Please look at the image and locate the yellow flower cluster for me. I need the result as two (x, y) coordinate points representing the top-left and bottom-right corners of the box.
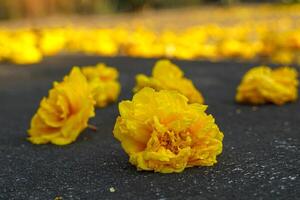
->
(39, 28), (67, 56)
(1, 5), (300, 65)
(113, 87), (223, 173)
(81, 63), (121, 108)
(28, 67), (95, 145)
(236, 66), (299, 105)
(0, 29), (42, 64)
(28, 63), (121, 145)
(134, 59), (204, 104)
(27, 58), (224, 173)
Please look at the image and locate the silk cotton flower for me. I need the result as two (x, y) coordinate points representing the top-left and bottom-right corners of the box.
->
(81, 63), (121, 107)
(28, 67), (95, 145)
(236, 66), (298, 105)
(113, 87), (223, 173)
(133, 59), (204, 104)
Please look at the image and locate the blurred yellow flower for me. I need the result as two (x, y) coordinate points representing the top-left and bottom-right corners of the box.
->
(28, 67), (95, 145)
(134, 59), (204, 104)
(271, 50), (294, 65)
(113, 87), (223, 173)
(1, 5), (300, 64)
(9, 45), (42, 65)
(236, 66), (298, 105)
(9, 30), (42, 64)
(81, 63), (120, 107)
(39, 28), (66, 56)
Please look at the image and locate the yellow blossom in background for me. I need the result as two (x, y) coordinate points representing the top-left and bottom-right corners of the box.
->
(219, 39), (261, 60)
(236, 66), (299, 105)
(134, 59), (204, 104)
(271, 50), (294, 65)
(67, 28), (119, 56)
(0, 30), (11, 61)
(39, 28), (67, 56)
(219, 39), (244, 58)
(8, 30), (42, 64)
(9, 45), (42, 65)
(85, 29), (119, 56)
(124, 27), (164, 58)
(1, 5), (300, 64)
(81, 63), (121, 107)
(113, 87), (223, 173)
(28, 67), (95, 145)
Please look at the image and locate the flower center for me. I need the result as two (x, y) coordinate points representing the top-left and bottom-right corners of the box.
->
(157, 130), (191, 155)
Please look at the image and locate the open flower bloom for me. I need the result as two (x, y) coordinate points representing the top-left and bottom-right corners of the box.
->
(113, 87), (223, 173)
(28, 67), (95, 145)
(133, 59), (204, 104)
(236, 66), (298, 105)
(81, 63), (121, 107)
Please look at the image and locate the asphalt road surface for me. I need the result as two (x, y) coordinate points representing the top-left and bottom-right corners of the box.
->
(0, 56), (299, 200)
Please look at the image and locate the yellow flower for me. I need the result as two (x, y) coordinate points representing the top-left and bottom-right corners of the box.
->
(134, 59), (204, 104)
(219, 39), (244, 58)
(28, 67), (95, 145)
(113, 87), (223, 173)
(9, 45), (42, 64)
(39, 28), (66, 56)
(81, 63), (121, 107)
(236, 66), (298, 105)
(271, 50), (294, 65)
(8, 30), (42, 64)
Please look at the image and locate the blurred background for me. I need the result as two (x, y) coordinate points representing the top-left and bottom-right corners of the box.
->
(1, 0), (300, 65)
(1, 0), (300, 20)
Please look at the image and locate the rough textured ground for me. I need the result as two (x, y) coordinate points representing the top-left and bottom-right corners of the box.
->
(0, 56), (299, 200)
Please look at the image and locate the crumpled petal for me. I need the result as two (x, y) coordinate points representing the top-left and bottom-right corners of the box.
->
(236, 66), (298, 105)
(133, 59), (204, 104)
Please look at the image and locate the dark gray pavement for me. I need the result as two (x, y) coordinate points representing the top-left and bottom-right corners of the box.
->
(0, 56), (299, 200)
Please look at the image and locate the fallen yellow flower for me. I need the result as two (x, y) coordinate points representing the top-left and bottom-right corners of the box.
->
(81, 63), (121, 107)
(9, 45), (42, 65)
(236, 66), (298, 105)
(134, 59), (204, 104)
(9, 30), (42, 64)
(39, 28), (67, 56)
(28, 67), (95, 145)
(113, 87), (223, 173)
